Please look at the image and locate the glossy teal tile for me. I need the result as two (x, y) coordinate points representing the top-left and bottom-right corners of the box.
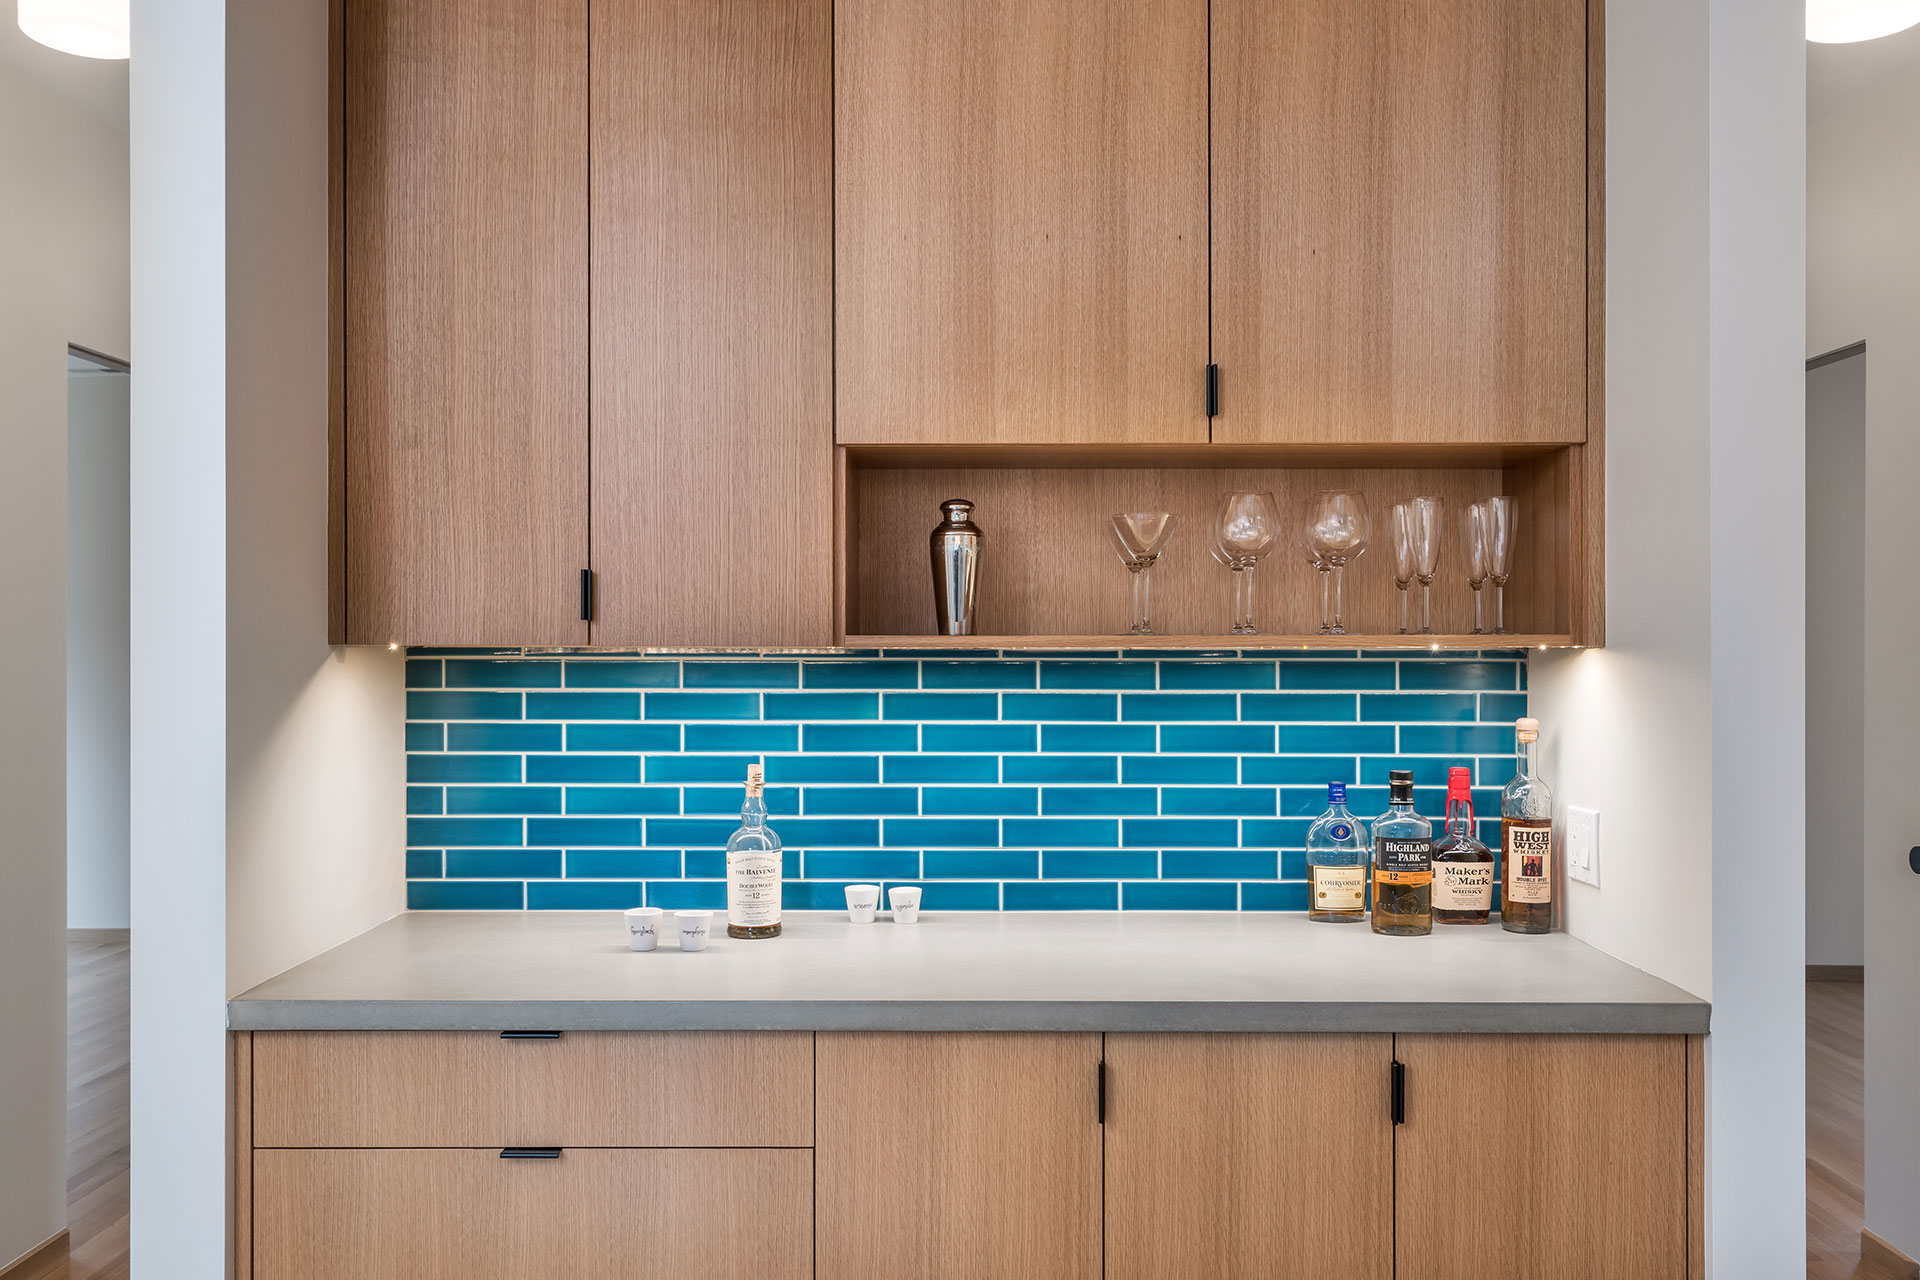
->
(1359, 757), (1462, 786)
(1043, 850), (1157, 878)
(644, 692), (759, 720)
(922, 660), (1036, 689)
(1239, 693), (1358, 721)
(1160, 724), (1272, 753)
(763, 691), (878, 720)
(1163, 849), (1278, 879)
(802, 660), (921, 689)
(884, 754), (997, 783)
(1002, 692), (1117, 722)
(1359, 693), (1478, 722)
(407, 817), (522, 847)
(528, 692), (642, 720)
(407, 786), (442, 815)
(1040, 787), (1158, 816)
(1002, 817), (1117, 847)
(446, 659), (561, 688)
(1121, 818), (1238, 847)
(922, 785), (1038, 816)
(883, 817), (998, 846)
(1120, 693), (1237, 721)
(768, 755), (881, 783)
(883, 692), (999, 720)
(684, 785), (798, 814)
(566, 850), (681, 878)
(783, 880), (859, 910)
(404, 849), (443, 878)
(1277, 660), (1396, 690)
(1398, 660), (1516, 691)
(1037, 661), (1157, 690)
(1480, 693), (1529, 723)
(561, 660), (679, 688)
(409, 754), (520, 783)
(922, 723), (1035, 752)
(565, 787), (682, 816)
(1156, 661), (1276, 691)
(778, 818), (884, 846)
(1122, 755), (1235, 784)
(1122, 881), (1238, 910)
(892, 881), (1000, 910)
(1275, 724), (1396, 753)
(527, 881), (645, 909)
(529, 817), (645, 846)
(409, 881), (523, 909)
(644, 817), (748, 846)
(1004, 882), (1117, 910)
(803, 850), (920, 880)
(805, 786), (920, 816)
(684, 851), (725, 878)
(527, 755), (639, 783)
(407, 690), (522, 720)
(455, 723), (563, 752)
(683, 660), (798, 688)
(924, 850), (1039, 879)
(1399, 724), (1514, 754)
(1241, 818), (1313, 847)
(644, 880), (727, 910)
(1161, 786), (1275, 816)
(1240, 755), (1357, 785)
(446, 848), (561, 879)
(405, 659), (442, 688)
(1005, 754), (1117, 783)
(447, 786), (561, 815)
(1280, 851), (1308, 879)
(406, 722), (445, 751)
(1241, 882), (1310, 911)
(803, 723), (916, 752)
(687, 724), (797, 752)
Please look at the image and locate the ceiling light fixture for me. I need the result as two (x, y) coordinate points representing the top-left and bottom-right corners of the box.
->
(1808, 0), (1920, 42)
(17, 0), (127, 58)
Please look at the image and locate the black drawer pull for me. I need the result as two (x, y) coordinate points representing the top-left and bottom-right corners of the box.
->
(500, 1147), (563, 1159)
(499, 1030), (562, 1040)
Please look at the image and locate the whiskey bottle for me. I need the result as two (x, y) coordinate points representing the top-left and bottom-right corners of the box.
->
(725, 764), (782, 939)
(1501, 717), (1553, 934)
(1371, 769), (1432, 936)
(1431, 766), (1494, 924)
(1305, 782), (1368, 922)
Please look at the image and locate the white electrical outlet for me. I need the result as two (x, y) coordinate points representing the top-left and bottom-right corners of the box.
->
(1567, 806), (1599, 886)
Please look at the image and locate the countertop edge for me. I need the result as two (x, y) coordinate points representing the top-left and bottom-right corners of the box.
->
(226, 998), (1710, 1037)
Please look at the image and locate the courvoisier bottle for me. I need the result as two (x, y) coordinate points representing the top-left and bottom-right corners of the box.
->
(1305, 782), (1368, 922)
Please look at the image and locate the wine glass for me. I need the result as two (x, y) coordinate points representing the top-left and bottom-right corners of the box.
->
(1463, 503), (1490, 635)
(1209, 492), (1279, 635)
(1306, 491), (1370, 636)
(1108, 512), (1175, 636)
(1483, 496), (1516, 634)
(1390, 505), (1416, 635)
(1409, 496), (1443, 635)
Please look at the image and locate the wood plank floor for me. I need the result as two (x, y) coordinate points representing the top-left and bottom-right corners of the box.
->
(60, 931), (129, 1280)
(1806, 978), (1911, 1280)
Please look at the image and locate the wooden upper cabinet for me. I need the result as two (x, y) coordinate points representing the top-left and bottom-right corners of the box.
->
(589, 0), (833, 646)
(835, 0), (1210, 447)
(342, 0), (589, 646)
(1211, 0), (1589, 445)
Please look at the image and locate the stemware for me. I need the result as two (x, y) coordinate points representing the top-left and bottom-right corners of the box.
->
(1108, 512), (1176, 636)
(1390, 504), (1416, 635)
(1209, 492), (1280, 635)
(1463, 504), (1490, 635)
(1409, 496), (1443, 635)
(1306, 491), (1371, 636)
(1482, 496), (1516, 634)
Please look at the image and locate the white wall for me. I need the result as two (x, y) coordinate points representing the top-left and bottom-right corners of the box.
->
(68, 370), (132, 931)
(1804, 352), (1865, 969)
(1531, 0), (1807, 1274)
(0, 64), (128, 1274)
(131, 0), (405, 1271)
(1809, 53), (1920, 1263)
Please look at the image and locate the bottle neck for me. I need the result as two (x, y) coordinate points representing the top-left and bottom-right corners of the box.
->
(1446, 795), (1474, 835)
(741, 794), (766, 826)
(1516, 736), (1537, 780)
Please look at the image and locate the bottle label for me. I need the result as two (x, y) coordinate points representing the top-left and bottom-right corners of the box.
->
(1433, 861), (1494, 910)
(1504, 822), (1553, 904)
(727, 849), (783, 926)
(1310, 865), (1365, 911)
(1374, 836), (1432, 886)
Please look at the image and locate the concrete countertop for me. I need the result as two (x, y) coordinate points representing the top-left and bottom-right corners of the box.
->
(227, 911), (1709, 1035)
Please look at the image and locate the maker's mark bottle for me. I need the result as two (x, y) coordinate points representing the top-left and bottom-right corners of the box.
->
(726, 765), (782, 939)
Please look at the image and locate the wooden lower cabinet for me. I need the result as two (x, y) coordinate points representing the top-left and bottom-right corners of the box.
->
(253, 1147), (809, 1279)
(1104, 1033), (1393, 1280)
(815, 1032), (1103, 1280)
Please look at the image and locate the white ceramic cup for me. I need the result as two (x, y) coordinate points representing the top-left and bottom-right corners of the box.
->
(675, 909), (713, 952)
(888, 885), (923, 924)
(845, 884), (881, 924)
(624, 906), (664, 952)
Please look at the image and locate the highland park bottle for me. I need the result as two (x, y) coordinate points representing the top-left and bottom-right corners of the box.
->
(726, 764), (782, 939)
(1431, 766), (1494, 924)
(1501, 717), (1553, 934)
(1305, 782), (1368, 922)
(1371, 770), (1433, 936)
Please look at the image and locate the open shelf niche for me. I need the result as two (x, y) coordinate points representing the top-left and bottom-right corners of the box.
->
(833, 443), (1601, 651)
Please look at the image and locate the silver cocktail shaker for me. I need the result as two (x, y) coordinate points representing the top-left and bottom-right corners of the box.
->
(929, 498), (983, 636)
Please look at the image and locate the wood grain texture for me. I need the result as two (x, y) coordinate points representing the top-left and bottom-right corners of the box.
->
(1687, 1033), (1704, 1280)
(1104, 1034), (1391, 1280)
(845, 632), (1570, 651)
(589, 0), (833, 646)
(850, 463), (1549, 638)
(343, 0), (588, 646)
(815, 1032), (1101, 1280)
(62, 932), (128, 1280)
(234, 1033), (251, 1280)
(1211, 0), (1587, 445)
(835, 0), (1209, 445)
(253, 1148), (810, 1280)
(251, 1032), (811, 1149)
(1395, 1034), (1687, 1280)
(1, 1235), (68, 1280)
(327, 0), (345, 645)
(1581, 0), (1607, 645)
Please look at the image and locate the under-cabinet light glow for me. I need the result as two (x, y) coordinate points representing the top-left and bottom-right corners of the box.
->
(17, 0), (128, 58)
(1807, 0), (1920, 42)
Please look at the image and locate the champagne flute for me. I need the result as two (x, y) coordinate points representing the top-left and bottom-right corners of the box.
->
(1463, 503), (1490, 635)
(1108, 512), (1175, 636)
(1210, 492), (1280, 635)
(1391, 504), (1415, 635)
(1306, 491), (1371, 636)
(1483, 496), (1516, 634)
(1410, 496), (1443, 635)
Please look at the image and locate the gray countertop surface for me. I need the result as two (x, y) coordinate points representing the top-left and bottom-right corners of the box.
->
(227, 911), (1709, 1035)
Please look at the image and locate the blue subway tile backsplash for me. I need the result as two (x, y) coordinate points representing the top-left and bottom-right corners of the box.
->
(403, 652), (1527, 912)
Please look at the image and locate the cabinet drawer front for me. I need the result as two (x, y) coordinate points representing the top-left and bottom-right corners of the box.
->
(252, 1031), (811, 1148)
(255, 1147), (810, 1280)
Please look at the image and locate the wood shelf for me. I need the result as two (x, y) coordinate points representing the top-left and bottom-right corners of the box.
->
(847, 634), (1573, 652)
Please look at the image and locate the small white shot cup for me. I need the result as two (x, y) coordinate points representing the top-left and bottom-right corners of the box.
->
(675, 909), (713, 952)
(845, 884), (881, 924)
(888, 885), (923, 924)
(625, 906), (663, 952)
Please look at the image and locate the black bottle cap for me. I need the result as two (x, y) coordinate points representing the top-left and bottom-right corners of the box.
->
(1388, 769), (1415, 803)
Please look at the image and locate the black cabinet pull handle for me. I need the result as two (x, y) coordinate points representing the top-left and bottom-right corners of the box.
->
(1910, 846), (1919, 875)
(500, 1147), (563, 1159)
(500, 1030), (562, 1040)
